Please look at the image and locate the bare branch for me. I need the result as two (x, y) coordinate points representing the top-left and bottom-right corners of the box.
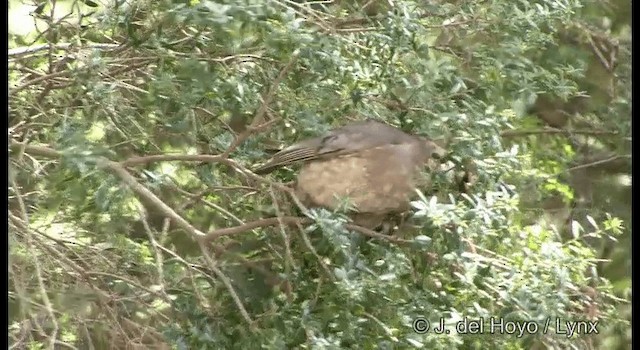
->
(203, 215), (417, 245)
(9, 43), (120, 58)
(500, 128), (619, 138)
(567, 155), (631, 172)
(197, 242), (257, 331)
(121, 154), (224, 167)
(221, 51), (300, 158)
(204, 216), (311, 241)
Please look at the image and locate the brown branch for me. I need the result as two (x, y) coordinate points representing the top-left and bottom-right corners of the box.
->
(11, 70), (71, 95)
(567, 155), (630, 172)
(204, 216), (311, 242)
(424, 19), (477, 29)
(197, 242), (257, 330)
(344, 224), (415, 245)
(9, 43), (121, 57)
(500, 129), (619, 138)
(118, 153), (293, 197)
(156, 242), (263, 326)
(335, 27), (379, 33)
(120, 154), (224, 167)
(295, 220), (335, 282)
(333, 17), (378, 29)
(100, 160), (207, 239)
(277, 0), (333, 32)
(9, 178), (59, 348)
(587, 34), (613, 71)
(105, 60), (155, 78)
(203, 216), (416, 245)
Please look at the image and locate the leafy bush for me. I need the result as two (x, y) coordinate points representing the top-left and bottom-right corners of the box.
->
(9, 0), (630, 349)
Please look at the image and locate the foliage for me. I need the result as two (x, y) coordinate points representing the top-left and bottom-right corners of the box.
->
(9, 0), (630, 349)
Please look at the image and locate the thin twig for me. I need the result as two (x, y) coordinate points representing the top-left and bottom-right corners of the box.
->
(567, 155), (630, 172)
(197, 242), (257, 331)
(269, 188), (297, 273)
(137, 204), (169, 298)
(203, 215), (416, 245)
(9, 43), (121, 57)
(296, 221), (335, 282)
(9, 179), (59, 349)
(120, 154), (224, 167)
(11, 71), (71, 95)
(204, 216), (311, 241)
(118, 152), (294, 198)
(222, 51), (300, 157)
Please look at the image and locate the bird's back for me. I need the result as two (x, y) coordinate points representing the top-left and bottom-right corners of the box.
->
(253, 119), (422, 174)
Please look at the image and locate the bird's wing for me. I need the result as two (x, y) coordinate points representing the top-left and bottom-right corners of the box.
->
(252, 120), (416, 174)
(251, 133), (344, 174)
(252, 144), (324, 175)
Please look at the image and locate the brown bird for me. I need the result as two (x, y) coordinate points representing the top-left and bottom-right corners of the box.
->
(254, 119), (447, 229)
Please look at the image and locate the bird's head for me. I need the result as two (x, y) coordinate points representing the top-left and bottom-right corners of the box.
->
(418, 136), (448, 161)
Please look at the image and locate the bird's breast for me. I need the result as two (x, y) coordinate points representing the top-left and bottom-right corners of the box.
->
(295, 145), (422, 213)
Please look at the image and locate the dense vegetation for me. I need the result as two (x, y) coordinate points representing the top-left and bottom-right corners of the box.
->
(9, 0), (631, 349)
